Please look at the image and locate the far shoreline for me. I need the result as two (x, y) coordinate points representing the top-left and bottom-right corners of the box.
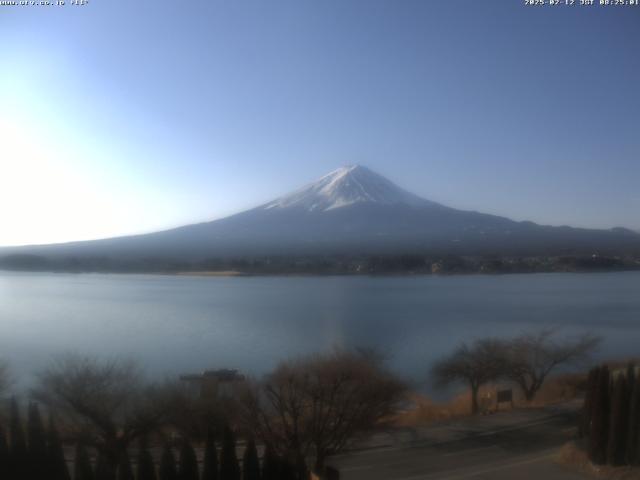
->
(173, 270), (250, 277)
(168, 268), (640, 278)
(3, 268), (640, 279)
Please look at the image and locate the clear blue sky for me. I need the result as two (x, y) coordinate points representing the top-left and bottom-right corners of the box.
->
(1, 0), (639, 246)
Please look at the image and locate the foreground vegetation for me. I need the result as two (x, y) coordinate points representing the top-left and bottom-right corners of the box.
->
(0, 350), (404, 479)
(431, 330), (600, 414)
(0, 330), (603, 479)
(581, 363), (640, 466)
(554, 361), (640, 479)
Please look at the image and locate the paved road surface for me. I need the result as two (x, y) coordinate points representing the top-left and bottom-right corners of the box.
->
(330, 404), (588, 479)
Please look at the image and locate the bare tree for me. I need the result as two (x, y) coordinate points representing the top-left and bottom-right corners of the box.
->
(32, 355), (166, 469)
(502, 330), (601, 401)
(241, 349), (406, 472)
(431, 338), (505, 415)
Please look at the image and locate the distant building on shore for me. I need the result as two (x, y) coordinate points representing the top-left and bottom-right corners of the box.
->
(179, 368), (245, 399)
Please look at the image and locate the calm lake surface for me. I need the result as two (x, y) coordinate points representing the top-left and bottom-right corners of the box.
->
(1, 271), (639, 390)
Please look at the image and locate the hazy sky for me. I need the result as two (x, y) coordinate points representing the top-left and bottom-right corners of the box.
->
(1, 0), (639, 246)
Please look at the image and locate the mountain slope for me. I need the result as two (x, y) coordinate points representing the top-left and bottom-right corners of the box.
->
(2, 165), (639, 264)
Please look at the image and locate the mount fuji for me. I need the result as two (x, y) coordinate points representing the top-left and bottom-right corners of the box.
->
(2, 165), (639, 267)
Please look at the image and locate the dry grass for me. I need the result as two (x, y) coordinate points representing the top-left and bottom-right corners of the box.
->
(527, 372), (585, 407)
(393, 392), (472, 426)
(394, 374), (586, 428)
(556, 442), (640, 480)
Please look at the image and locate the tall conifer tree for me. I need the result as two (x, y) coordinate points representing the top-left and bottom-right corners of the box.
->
(47, 415), (71, 480)
(581, 368), (598, 438)
(279, 457), (295, 480)
(159, 444), (178, 480)
(260, 446), (279, 480)
(588, 365), (610, 464)
(627, 363), (636, 398)
(0, 426), (10, 479)
(137, 438), (157, 480)
(627, 366), (640, 465)
(179, 440), (199, 480)
(202, 429), (218, 480)
(95, 451), (116, 480)
(219, 426), (240, 480)
(10, 398), (28, 479)
(117, 450), (135, 480)
(74, 443), (95, 480)
(242, 438), (260, 480)
(607, 374), (629, 465)
(27, 402), (48, 479)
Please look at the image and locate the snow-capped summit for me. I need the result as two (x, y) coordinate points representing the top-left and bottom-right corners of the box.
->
(262, 165), (438, 212)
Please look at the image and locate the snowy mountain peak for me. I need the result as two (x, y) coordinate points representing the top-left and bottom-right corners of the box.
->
(262, 165), (438, 212)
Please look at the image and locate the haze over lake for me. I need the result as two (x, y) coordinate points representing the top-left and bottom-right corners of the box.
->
(1, 271), (639, 391)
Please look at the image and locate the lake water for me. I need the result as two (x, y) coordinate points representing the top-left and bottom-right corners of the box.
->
(0, 271), (639, 391)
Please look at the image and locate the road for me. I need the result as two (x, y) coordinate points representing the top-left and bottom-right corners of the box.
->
(329, 404), (588, 479)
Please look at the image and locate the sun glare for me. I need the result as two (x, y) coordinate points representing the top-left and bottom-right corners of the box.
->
(0, 116), (126, 246)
